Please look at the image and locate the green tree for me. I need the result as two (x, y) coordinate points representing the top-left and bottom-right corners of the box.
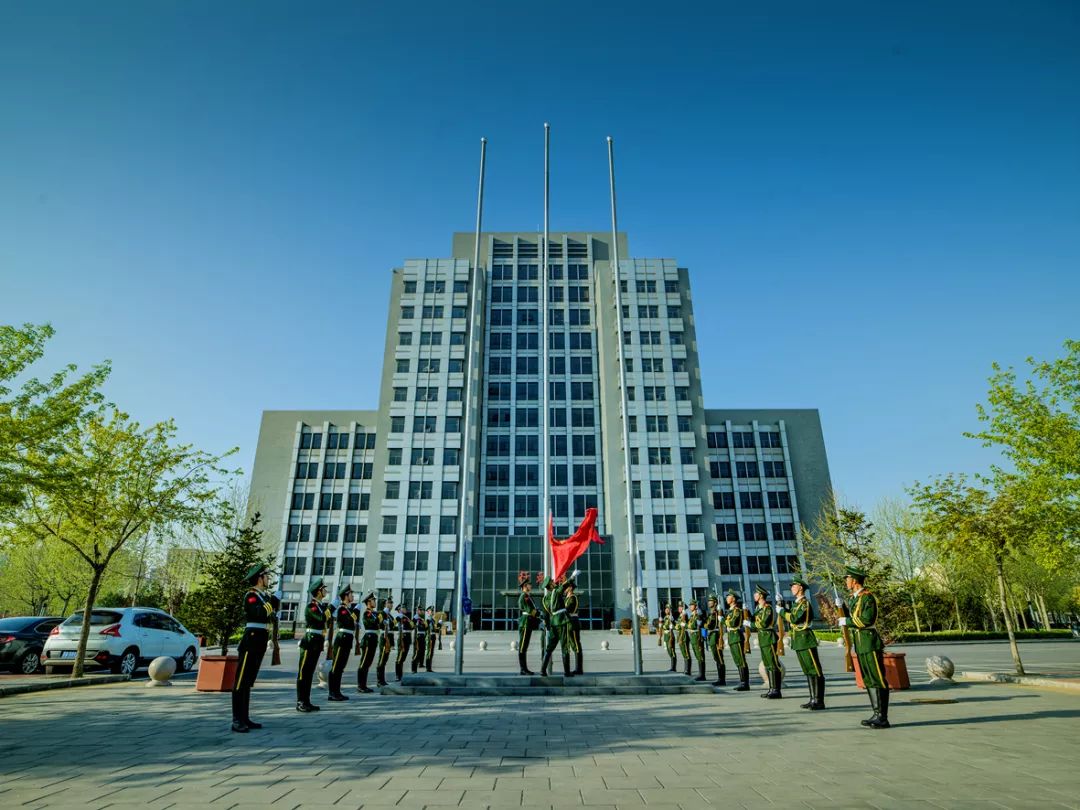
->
(873, 497), (929, 632)
(12, 408), (236, 676)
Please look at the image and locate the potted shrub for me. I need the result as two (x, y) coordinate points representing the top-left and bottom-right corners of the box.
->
(618, 617), (632, 635)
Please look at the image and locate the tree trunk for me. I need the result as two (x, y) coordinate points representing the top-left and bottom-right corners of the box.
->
(73, 567), (106, 679)
(1036, 593), (1052, 630)
(996, 564), (1024, 675)
(910, 596), (922, 633)
(953, 594), (964, 633)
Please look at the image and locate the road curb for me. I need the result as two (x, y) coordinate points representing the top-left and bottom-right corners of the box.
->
(0, 674), (131, 698)
(959, 671), (1080, 692)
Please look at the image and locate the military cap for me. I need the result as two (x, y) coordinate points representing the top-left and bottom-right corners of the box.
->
(361, 590), (376, 603)
(706, 593), (718, 603)
(565, 579), (576, 589)
(754, 584), (769, 598)
(426, 606), (434, 611)
(725, 589), (740, 601)
(308, 577), (326, 596)
(543, 577), (555, 589)
(844, 565), (868, 581)
(791, 578), (810, 590)
(244, 563), (269, 584)
(338, 583), (353, 598)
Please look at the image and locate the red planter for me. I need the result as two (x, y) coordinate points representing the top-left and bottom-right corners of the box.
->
(195, 654), (238, 692)
(852, 651), (910, 690)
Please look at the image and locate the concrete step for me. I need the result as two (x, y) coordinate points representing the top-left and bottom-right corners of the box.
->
(380, 684), (720, 696)
(379, 672), (723, 696)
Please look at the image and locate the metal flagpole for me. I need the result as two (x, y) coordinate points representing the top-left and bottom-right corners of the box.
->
(607, 136), (643, 675)
(454, 137), (486, 675)
(541, 123), (552, 581)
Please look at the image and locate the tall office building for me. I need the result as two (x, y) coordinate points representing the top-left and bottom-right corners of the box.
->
(248, 232), (832, 628)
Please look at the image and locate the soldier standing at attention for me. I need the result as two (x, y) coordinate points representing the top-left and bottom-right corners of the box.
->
(841, 565), (891, 728)
(411, 605), (427, 674)
(327, 584), (356, 702)
(660, 604), (677, 672)
(296, 577), (331, 712)
(424, 606), (437, 671)
(688, 599), (707, 681)
(356, 592), (379, 694)
(754, 585), (782, 699)
(394, 603), (412, 681)
(375, 596), (395, 687)
(704, 594), (726, 686)
(675, 602), (691, 676)
(777, 578), (825, 710)
(724, 590), (751, 691)
(565, 580), (583, 675)
(540, 575), (575, 677)
(517, 576), (540, 675)
(232, 563), (275, 733)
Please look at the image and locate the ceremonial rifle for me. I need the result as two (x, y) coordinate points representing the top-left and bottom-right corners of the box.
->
(741, 590), (751, 656)
(833, 584), (854, 672)
(773, 575), (786, 657)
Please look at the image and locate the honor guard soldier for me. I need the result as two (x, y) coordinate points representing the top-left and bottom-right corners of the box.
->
(394, 603), (412, 681)
(327, 584), (356, 702)
(356, 592), (379, 693)
(724, 590), (751, 690)
(296, 577), (332, 712)
(704, 594), (727, 686)
(842, 565), (891, 728)
(232, 563), (275, 733)
(540, 575), (575, 677)
(411, 606), (427, 674)
(517, 575), (540, 675)
(660, 604), (677, 672)
(423, 606), (437, 671)
(675, 602), (691, 676)
(777, 578), (825, 710)
(565, 581), (583, 675)
(753, 585), (783, 699)
(375, 596), (395, 687)
(688, 599), (707, 681)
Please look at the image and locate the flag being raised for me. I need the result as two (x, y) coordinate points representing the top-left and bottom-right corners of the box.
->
(548, 507), (604, 581)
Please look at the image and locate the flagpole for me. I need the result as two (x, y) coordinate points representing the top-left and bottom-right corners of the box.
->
(453, 136), (486, 675)
(541, 123), (552, 580)
(608, 135), (643, 675)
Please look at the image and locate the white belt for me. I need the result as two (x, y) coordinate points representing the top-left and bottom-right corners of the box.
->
(305, 630), (325, 637)
(335, 629), (354, 636)
(245, 623), (270, 630)
(553, 609), (567, 615)
(362, 630), (379, 636)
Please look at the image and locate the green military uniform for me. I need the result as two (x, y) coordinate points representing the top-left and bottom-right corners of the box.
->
(778, 579), (825, 710)
(724, 590), (751, 690)
(423, 608), (437, 670)
(411, 610), (427, 673)
(375, 600), (394, 686)
(296, 577), (331, 712)
(355, 594), (379, 693)
(754, 585), (782, 699)
(704, 596), (727, 686)
(675, 605), (691, 676)
(687, 600), (706, 681)
(328, 585), (356, 701)
(541, 578), (574, 677)
(232, 563), (275, 732)
(844, 565), (890, 728)
(517, 587), (540, 675)
(566, 587), (583, 675)
(660, 608), (677, 672)
(394, 607), (412, 681)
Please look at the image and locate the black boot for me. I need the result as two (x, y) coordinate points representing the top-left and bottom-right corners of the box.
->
(562, 653), (573, 677)
(773, 668), (783, 699)
(713, 663), (726, 687)
(869, 689), (891, 728)
(231, 691), (248, 733)
(862, 687), (880, 726)
(735, 665), (750, 691)
(376, 665), (387, 687)
(761, 669), (773, 697)
(684, 657), (691, 677)
(696, 659), (707, 682)
(358, 668), (372, 694)
(801, 676), (814, 709)
(540, 649), (553, 677)
(668, 655), (677, 673)
(242, 690), (262, 728)
(811, 676), (826, 710)
(574, 652), (583, 675)
(426, 658), (433, 672)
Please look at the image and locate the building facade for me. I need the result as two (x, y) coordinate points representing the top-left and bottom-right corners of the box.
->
(248, 232), (833, 628)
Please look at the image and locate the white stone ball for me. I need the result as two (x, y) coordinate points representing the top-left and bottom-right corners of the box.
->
(510, 640), (518, 651)
(926, 655), (955, 682)
(836, 637), (845, 648)
(600, 640), (610, 651)
(146, 656), (176, 686)
(449, 640), (455, 651)
(317, 660), (331, 688)
(757, 659), (786, 683)
(478, 640), (487, 651)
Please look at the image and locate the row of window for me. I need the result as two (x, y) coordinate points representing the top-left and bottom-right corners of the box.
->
(400, 305), (469, 321)
(484, 434), (597, 458)
(621, 305), (682, 320)
(380, 515), (459, 535)
(712, 490), (792, 510)
(395, 358), (464, 375)
(486, 407), (596, 428)
(489, 285), (591, 303)
(388, 388), (464, 409)
(643, 550), (707, 571)
(398, 331), (467, 347)
(484, 493), (599, 520)
(282, 556), (366, 577)
(291, 492), (372, 512)
(619, 279), (681, 294)
(716, 554), (801, 576)
(708, 460), (787, 479)
(490, 264), (589, 281)
(707, 431), (783, 450)
(624, 357), (689, 373)
(299, 431), (378, 451)
(384, 447), (459, 466)
(489, 332), (594, 351)
(485, 462), (607, 487)
(488, 356), (596, 376)
(489, 308), (592, 327)
(626, 385), (691, 402)
(384, 480), (459, 500)
(624, 330), (684, 346)
(295, 462), (375, 480)
(715, 522), (797, 542)
(285, 524), (368, 544)
(486, 381), (595, 402)
(628, 415), (695, 433)
(401, 279), (469, 295)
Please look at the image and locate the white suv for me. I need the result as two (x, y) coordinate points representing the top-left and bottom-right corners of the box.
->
(41, 608), (199, 676)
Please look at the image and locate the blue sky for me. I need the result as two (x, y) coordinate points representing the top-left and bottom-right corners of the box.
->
(2, 1), (1077, 511)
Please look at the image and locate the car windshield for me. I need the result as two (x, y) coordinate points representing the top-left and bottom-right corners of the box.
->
(65, 610), (123, 627)
(0, 617), (36, 632)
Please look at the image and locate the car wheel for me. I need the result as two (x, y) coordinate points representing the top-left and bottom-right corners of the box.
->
(178, 647), (196, 672)
(19, 650), (42, 675)
(112, 648), (139, 676)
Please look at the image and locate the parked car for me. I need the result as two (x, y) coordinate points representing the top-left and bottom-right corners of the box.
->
(41, 608), (199, 676)
(0, 616), (64, 674)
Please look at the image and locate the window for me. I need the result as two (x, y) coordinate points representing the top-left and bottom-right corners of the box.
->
(747, 555), (772, 575)
(637, 304), (658, 318)
(485, 495), (510, 518)
(571, 435), (596, 456)
(549, 310), (564, 326)
(407, 481), (433, 499)
(707, 431), (728, 449)
(398, 332), (412, 346)
(775, 554), (800, 574)
(650, 479), (675, 498)
(424, 280), (445, 293)
(282, 556), (306, 576)
(490, 332), (512, 350)
(549, 435), (567, 456)
(568, 285), (589, 302)
(515, 494), (539, 517)
(548, 464), (567, 486)
(743, 522), (768, 541)
(717, 523), (739, 542)
(450, 332), (464, 347)
(631, 480), (641, 499)
(441, 481), (459, 500)
(717, 555), (742, 575)
(739, 491), (764, 510)
(713, 491), (736, 510)
(515, 434), (539, 457)
(669, 331), (684, 346)
(447, 387), (463, 402)
(641, 358), (664, 373)
(445, 416), (461, 433)
(516, 356), (539, 375)
(395, 359), (410, 373)
(572, 464), (597, 486)
(489, 356), (511, 375)
(516, 464), (539, 486)
(400, 306), (414, 320)
(675, 387), (690, 402)
(568, 264), (589, 280)
(413, 416), (436, 434)
(315, 525), (339, 543)
(517, 285), (538, 303)
(486, 464), (510, 486)
(709, 461), (732, 478)
(672, 357), (688, 373)
(664, 279), (679, 294)
(654, 550), (679, 570)
(688, 549), (705, 569)
(548, 286), (564, 303)
(379, 551), (396, 570)
(736, 461), (760, 479)
(403, 280), (417, 294)
(393, 387), (407, 402)
(448, 359), (463, 373)
(647, 447), (672, 464)
(680, 447), (695, 464)
(487, 435), (510, 456)
(410, 448), (435, 465)
(569, 309), (590, 327)
(518, 309), (538, 326)
(517, 407), (539, 428)
(312, 557), (335, 576)
(759, 431), (783, 448)
(639, 330), (661, 345)
(387, 448), (402, 465)
(687, 514), (702, 534)
(667, 306), (682, 319)
(319, 492), (343, 510)
(416, 386), (439, 402)
(652, 514), (677, 533)
(452, 305), (467, 318)
(341, 557), (365, 577)
(421, 305), (444, 319)
(438, 551), (457, 571)
(570, 381), (593, 400)
(385, 481), (400, 499)
(772, 522), (796, 541)
(382, 515), (397, 533)
(643, 386), (666, 402)
(549, 381), (566, 400)
(645, 415), (667, 432)
(570, 407), (594, 428)
(763, 461), (787, 478)
(549, 332), (565, 350)
(444, 447), (459, 465)
(517, 332), (538, 350)
(683, 480), (698, 498)
(569, 333), (591, 350)
(404, 515), (431, 534)
(419, 331), (442, 346)
(636, 279), (657, 293)
(439, 515), (458, 534)
(732, 431), (755, 448)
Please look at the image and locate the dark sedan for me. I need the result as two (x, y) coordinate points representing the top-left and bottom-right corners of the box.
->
(0, 616), (64, 675)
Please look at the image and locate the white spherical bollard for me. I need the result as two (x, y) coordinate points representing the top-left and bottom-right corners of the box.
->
(317, 660), (331, 689)
(510, 640), (518, 651)
(146, 656), (176, 687)
(757, 659), (786, 684)
(449, 639), (456, 651)
(836, 637), (845, 648)
(600, 640), (610, 651)
(478, 640), (487, 651)
(926, 655), (956, 683)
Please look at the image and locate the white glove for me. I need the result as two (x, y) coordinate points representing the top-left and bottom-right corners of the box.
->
(838, 617), (848, 627)
(742, 620), (751, 628)
(834, 598), (843, 608)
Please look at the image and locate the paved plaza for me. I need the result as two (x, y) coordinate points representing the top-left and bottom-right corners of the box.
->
(1, 636), (1078, 810)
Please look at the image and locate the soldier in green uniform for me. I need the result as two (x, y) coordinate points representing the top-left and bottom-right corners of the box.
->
(394, 603), (412, 681)
(660, 604), (677, 672)
(375, 596), (395, 687)
(724, 590), (751, 691)
(423, 606), (437, 671)
(232, 563), (276, 733)
(517, 578), (539, 675)
(687, 599), (707, 681)
(327, 584), (356, 702)
(540, 575), (575, 677)
(704, 594), (726, 686)
(841, 565), (891, 728)
(356, 591), (379, 693)
(565, 580), (583, 675)
(777, 578), (824, 709)
(753, 585), (782, 699)
(411, 605), (427, 673)
(296, 577), (331, 712)
(675, 602), (691, 676)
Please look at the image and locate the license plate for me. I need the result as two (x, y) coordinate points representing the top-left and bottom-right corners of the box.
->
(60, 651), (77, 659)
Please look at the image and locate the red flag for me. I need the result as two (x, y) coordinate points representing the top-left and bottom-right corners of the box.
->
(549, 507), (603, 581)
